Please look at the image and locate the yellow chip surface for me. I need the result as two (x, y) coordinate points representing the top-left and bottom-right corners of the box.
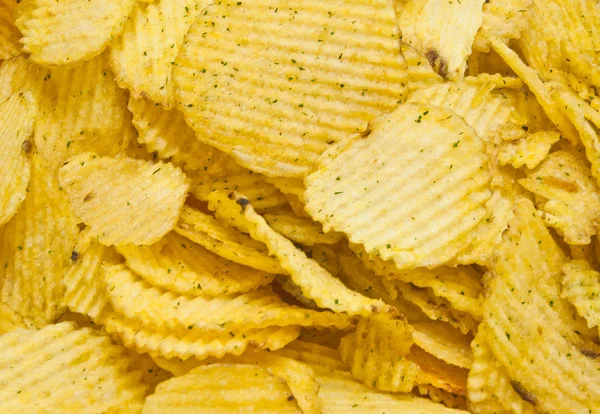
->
(264, 208), (343, 246)
(0, 0), (21, 61)
(111, 0), (210, 107)
(15, 0), (136, 66)
(0, 302), (31, 334)
(174, 0), (407, 177)
(396, 0), (484, 80)
(0, 91), (35, 226)
(59, 153), (189, 246)
(562, 260), (600, 330)
(0, 322), (147, 412)
(305, 103), (492, 269)
(0, 154), (79, 325)
(143, 364), (302, 413)
(208, 191), (392, 316)
(472, 0), (532, 52)
(412, 322), (473, 369)
(117, 232), (275, 298)
(497, 130), (560, 169)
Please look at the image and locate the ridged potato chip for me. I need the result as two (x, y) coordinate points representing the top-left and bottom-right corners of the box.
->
(0, 91), (35, 226)
(34, 53), (135, 170)
(467, 327), (535, 414)
(143, 364), (302, 413)
(0, 322), (147, 412)
(59, 153), (189, 246)
(15, 0), (136, 66)
(175, 205), (284, 274)
(110, 0), (209, 107)
(483, 198), (600, 412)
(0, 303), (32, 334)
(562, 260), (600, 330)
(0, 55), (48, 103)
(339, 314), (419, 392)
(408, 346), (468, 396)
(305, 103), (492, 269)
(276, 340), (348, 372)
(117, 232), (274, 298)
(559, 41), (600, 91)
(315, 368), (468, 413)
(401, 44), (444, 93)
(415, 384), (467, 410)
(519, 150), (600, 244)
(412, 322), (473, 369)
(497, 130), (560, 169)
(103, 264), (354, 332)
(264, 208), (343, 246)
(0, 154), (79, 325)
(208, 191), (392, 316)
(0, 0), (21, 61)
(174, 0), (407, 177)
(472, 0), (532, 52)
(396, 0), (483, 80)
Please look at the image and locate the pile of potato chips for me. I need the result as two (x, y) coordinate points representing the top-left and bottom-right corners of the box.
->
(1, 0), (599, 412)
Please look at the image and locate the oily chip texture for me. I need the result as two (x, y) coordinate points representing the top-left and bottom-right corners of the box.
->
(174, 0), (407, 178)
(58, 153), (189, 246)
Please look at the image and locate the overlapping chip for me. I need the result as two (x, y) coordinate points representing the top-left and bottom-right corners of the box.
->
(561, 260), (600, 330)
(0, 91), (35, 226)
(472, 0), (532, 52)
(264, 208), (343, 246)
(0, 0), (21, 61)
(305, 103), (492, 269)
(174, 0), (407, 177)
(497, 130), (560, 169)
(15, 0), (136, 66)
(0, 303), (31, 334)
(59, 153), (189, 246)
(412, 322), (473, 369)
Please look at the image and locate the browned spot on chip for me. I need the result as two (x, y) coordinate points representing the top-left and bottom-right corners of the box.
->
(425, 49), (448, 79)
(21, 140), (32, 154)
(510, 381), (537, 405)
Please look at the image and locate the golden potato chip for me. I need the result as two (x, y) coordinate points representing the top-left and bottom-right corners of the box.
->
(305, 103), (492, 269)
(268, 177), (306, 201)
(208, 191), (392, 316)
(103, 263), (355, 332)
(315, 368), (468, 413)
(339, 314), (419, 392)
(15, 0), (136, 66)
(497, 130), (560, 169)
(102, 307), (300, 360)
(466, 327), (535, 414)
(401, 44), (444, 93)
(562, 260), (600, 330)
(0, 302), (32, 334)
(0, 154), (79, 325)
(175, 205), (284, 274)
(174, 0), (407, 177)
(472, 0), (532, 52)
(0, 0), (21, 61)
(491, 38), (579, 143)
(0, 91), (35, 226)
(408, 347), (468, 396)
(110, 0), (209, 107)
(62, 230), (121, 320)
(34, 53), (135, 170)
(0, 55), (48, 104)
(311, 243), (342, 278)
(483, 198), (600, 412)
(412, 322), (473, 369)
(519, 150), (600, 244)
(0, 322), (147, 412)
(415, 384), (467, 410)
(117, 232), (274, 298)
(59, 153), (189, 246)
(276, 276), (320, 310)
(276, 340), (348, 372)
(466, 50), (517, 78)
(264, 208), (343, 246)
(143, 364), (302, 413)
(396, 0), (483, 80)
(560, 41), (600, 91)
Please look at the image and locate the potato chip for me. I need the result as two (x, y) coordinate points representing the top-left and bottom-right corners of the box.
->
(0, 154), (79, 325)
(315, 368), (468, 413)
(483, 198), (600, 412)
(0, 55), (48, 104)
(472, 0), (532, 52)
(208, 191), (392, 316)
(15, 0), (136, 66)
(59, 153), (189, 246)
(264, 208), (343, 246)
(143, 364), (302, 413)
(0, 91), (35, 226)
(117, 232), (274, 298)
(0, 322), (147, 412)
(412, 322), (473, 369)
(276, 276), (320, 310)
(103, 263), (354, 332)
(311, 243), (342, 278)
(174, 0), (407, 178)
(401, 44), (444, 93)
(415, 384), (467, 410)
(339, 314), (419, 392)
(466, 50), (516, 78)
(305, 103), (492, 269)
(491, 38), (579, 143)
(62, 230), (121, 321)
(0, 302), (32, 334)
(396, 0), (483, 80)
(0, 0), (21, 61)
(497, 130), (560, 169)
(408, 346), (468, 396)
(175, 205), (284, 274)
(276, 340), (348, 372)
(467, 327), (535, 414)
(562, 260), (600, 330)
(268, 177), (306, 201)
(34, 53), (135, 170)
(560, 41), (600, 91)
(519, 150), (600, 244)
(110, 0), (209, 107)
